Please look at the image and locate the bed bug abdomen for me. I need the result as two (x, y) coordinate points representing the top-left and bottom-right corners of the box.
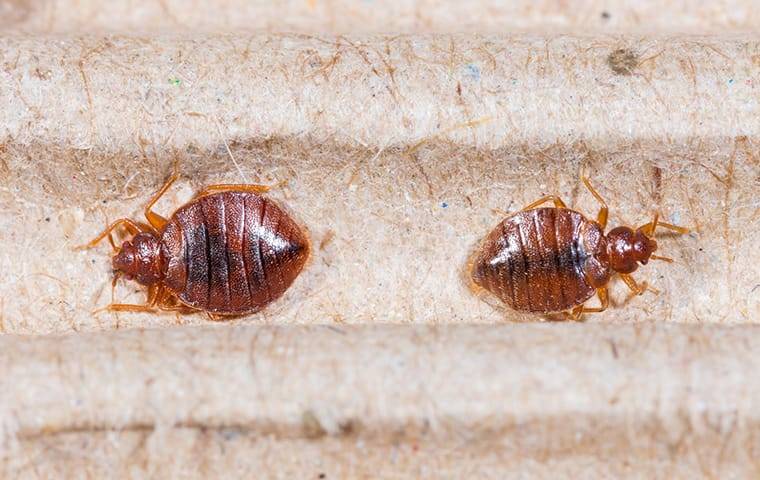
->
(468, 178), (689, 319)
(471, 208), (606, 313)
(160, 191), (309, 315)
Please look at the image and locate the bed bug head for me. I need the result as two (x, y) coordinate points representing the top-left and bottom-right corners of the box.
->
(112, 232), (163, 286)
(605, 226), (657, 274)
(606, 213), (687, 274)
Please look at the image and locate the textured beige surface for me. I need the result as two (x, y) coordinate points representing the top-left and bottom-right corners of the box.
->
(3, 324), (760, 478)
(0, 35), (760, 333)
(0, 34), (758, 333)
(1, 1), (759, 478)
(2, 0), (760, 33)
(8, 431), (757, 479)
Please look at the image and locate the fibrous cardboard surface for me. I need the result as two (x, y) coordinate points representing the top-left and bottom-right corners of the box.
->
(3, 324), (760, 478)
(3, 0), (760, 33)
(0, 34), (758, 334)
(1, 2), (759, 479)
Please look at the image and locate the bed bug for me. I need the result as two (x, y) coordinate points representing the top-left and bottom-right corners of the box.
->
(79, 164), (310, 317)
(468, 178), (688, 319)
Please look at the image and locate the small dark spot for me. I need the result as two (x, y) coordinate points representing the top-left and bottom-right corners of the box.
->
(302, 410), (326, 439)
(220, 428), (241, 441)
(45, 217), (50, 222)
(318, 474), (326, 479)
(338, 418), (361, 436)
(607, 48), (638, 76)
(652, 166), (662, 201)
(607, 338), (619, 358)
(601, 11), (611, 20)
(456, 82), (462, 96)
(101, 199), (107, 204)
(441, 202), (448, 208)
(319, 230), (335, 250)
(699, 248), (704, 252)
(91, 259), (96, 264)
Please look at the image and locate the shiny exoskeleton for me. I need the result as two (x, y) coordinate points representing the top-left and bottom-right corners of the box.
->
(469, 178), (688, 319)
(81, 165), (309, 317)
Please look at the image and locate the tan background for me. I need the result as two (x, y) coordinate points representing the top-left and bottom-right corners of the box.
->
(0, 34), (758, 333)
(1, 1), (759, 478)
(3, 0), (760, 33)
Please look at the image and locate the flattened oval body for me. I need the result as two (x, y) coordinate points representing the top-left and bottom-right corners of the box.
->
(159, 191), (309, 315)
(470, 208), (606, 313)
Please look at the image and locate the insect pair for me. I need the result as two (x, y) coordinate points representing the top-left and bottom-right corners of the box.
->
(81, 165), (687, 320)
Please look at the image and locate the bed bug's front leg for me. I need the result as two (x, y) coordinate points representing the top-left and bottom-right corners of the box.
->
(638, 212), (690, 237)
(521, 195), (567, 211)
(194, 183), (270, 198)
(77, 218), (144, 251)
(581, 177), (609, 229)
(143, 163), (181, 231)
(94, 284), (163, 314)
(98, 303), (158, 313)
(620, 273), (660, 296)
(96, 286), (195, 315)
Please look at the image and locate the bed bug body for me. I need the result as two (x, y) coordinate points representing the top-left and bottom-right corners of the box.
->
(84, 166), (309, 317)
(469, 179), (687, 319)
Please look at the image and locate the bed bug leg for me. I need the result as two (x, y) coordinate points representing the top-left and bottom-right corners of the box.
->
(638, 213), (689, 237)
(158, 303), (199, 313)
(154, 288), (198, 313)
(581, 177), (608, 229)
(143, 162), (181, 230)
(194, 183), (271, 198)
(151, 285), (186, 310)
(619, 273), (659, 295)
(76, 218), (144, 250)
(96, 303), (157, 313)
(569, 287), (609, 320)
(521, 195), (567, 211)
(94, 284), (164, 314)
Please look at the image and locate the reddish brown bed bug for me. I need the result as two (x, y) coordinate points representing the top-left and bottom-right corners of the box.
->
(79, 164), (310, 317)
(468, 178), (689, 320)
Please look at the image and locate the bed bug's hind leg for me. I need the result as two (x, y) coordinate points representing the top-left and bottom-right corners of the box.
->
(76, 218), (143, 250)
(521, 195), (567, 211)
(568, 288), (609, 320)
(144, 162), (181, 230)
(581, 177), (608, 229)
(194, 183), (270, 198)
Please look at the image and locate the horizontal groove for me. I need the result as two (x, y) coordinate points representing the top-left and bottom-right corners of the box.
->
(3, 323), (760, 451)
